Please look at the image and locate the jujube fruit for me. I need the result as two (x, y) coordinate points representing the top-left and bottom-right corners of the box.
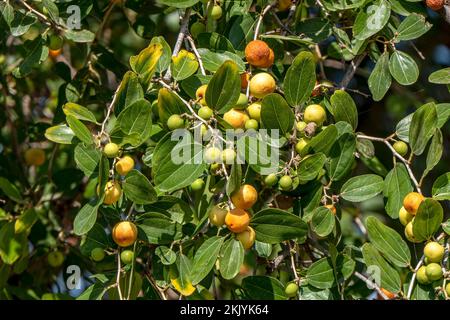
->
(249, 72), (276, 98)
(404, 221), (420, 243)
(25, 148), (46, 166)
(425, 263), (443, 281)
(236, 226), (256, 249)
(112, 221), (138, 247)
(247, 102), (261, 121)
(210, 5), (223, 20)
(103, 180), (122, 205)
(279, 175), (293, 190)
(91, 248), (105, 262)
(115, 155), (135, 176)
(264, 173), (278, 187)
(198, 106), (213, 120)
(245, 40), (274, 68)
(295, 138), (309, 154)
(235, 93), (248, 109)
(245, 119), (259, 130)
(222, 148), (236, 164)
(225, 208), (251, 233)
(209, 205), (228, 227)
(104, 142), (119, 158)
(223, 108), (249, 129)
(191, 178), (205, 191)
(167, 114), (185, 130)
(393, 141), (409, 157)
(399, 206), (414, 226)
(446, 283), (450, 296)
(304, 104), (326, 126)
(196, 84), (208, 105)
(47, 251), (64, 267)
(325, 204), (336, 215)
(204, 147), (222, 163)
(416, 266), (430, 284)
(424, 241), (444, 263)
(120, 250), (134, 265)
(231, 184), (258, 209)
(403, 192), (424, 215)
(426, 0), (444, 11)
(48, 34), (63, 50)
(285, 282), (298, 298)
(190, 21), (205, 39)
(296, 121), (307, 133)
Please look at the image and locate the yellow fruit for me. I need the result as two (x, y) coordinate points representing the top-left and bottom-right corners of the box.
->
(231, 184), (258, 209)
(247, 102), (261, 121)
(236, 226), (256, 250)
(304, 104), (326, 126)
(404, 221), (420, 243)
(104, 142), (119, 158)
(423, 241), (445, 263)
(115, 155), (135, 176)
(403, 192), (424, 215)
(112, 221), (138, 247)
(196, 84), (208, 105)
(209, 204), (228, 227)
(285, 282), (298, 298)
(24, 148), (46, 166)
(241, 72), (250, 90)
(416, 265), (430, 284)
(446, 282), (450, 296)
(425, 263), (443, 281)
(249, 73), (276, 99)
(225, 208), (251, 233)
(223, 108), (249, 129)
(245, 40), (274, 68)
(103, 180), (122, 205)
(295, 138), (310, 154)
(399, 206), (414, 226)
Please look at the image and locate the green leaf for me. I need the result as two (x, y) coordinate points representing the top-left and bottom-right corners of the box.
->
(150, 36), (172, 73)
(114, 71), (144, 115)
(117, 99), (152, 146)
(300, 125), (338, 156)
(2, 3), (36, 37)
(422, 129), (443, 180)
(45, 124), (76, 144)
(328, 133), (356, 181)
(0, 222), (26, 265)
(443, 219), (450, 236)
(155, 246), (177, 265)
(283, 51), (316, 107)
(169, 254), (195, 296)
(428, 67), (450, 84)
(156, 0), (200, 9)
(66, 115), (93, 145)
(219, 238), (244, 280)
(298, 153), (327, 181)
(123, 170), (157, 205)
(139, 213), (183, 245)
(242, 276), (287, 300)
(396, 14), (432, 41)
(383, 164), (413, 218)
(340, 174), (384, 202)
(389, 50), (419, 85)
(368, 52), (392, 101)
(311, 207), (335, 237)
(353, 0), (391, 40)
(412, 199), (443, 242)
(157, 88), (189, 125)
(171, 50), (199, 81)
(191, 236), (224, 284)
(0, 177), (23, 203)
(260, 93), (295, 135)
(130, 43), (163, 90)
(409, 102), (437, 155)
(226, 163), (242, 197)
(63, 103), (97, 123)
(73, 200), (101, 236)
(432, 172), (450, 200)
(74, 144), (101, 177)
(197, 48), (246, 72)
(205, 60), (241, 114)
(361, 243), (401, 293)
(306, 258), (335, 289)
(64, 29), (95, 43)
(198, 32), (236, 53)
(329, 90), (358, 130)
(366, 216), (411, 267)
(13, 37), (48, 78)
(396, 113), (413, 142)
(250, 209), (308, 244)
(436, 103), (450, 128)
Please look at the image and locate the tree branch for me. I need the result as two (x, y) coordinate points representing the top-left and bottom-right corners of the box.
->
(354, 271), (389, 300)
(340, 53), (367, 88)
(254, 4), (274, 40)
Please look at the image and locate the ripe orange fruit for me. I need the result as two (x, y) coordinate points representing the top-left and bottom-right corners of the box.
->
(236, 226), (256, 249)
(245, 40), (274, 68)
(112, 221), (138, 247)
(24, 148), (46, 166)
(231, 184), (258, 209)
(115, 155), (135, 176)
(403, 192), (424, 215)
(249, 72), (276, 98)
(225, 208), (251, 233)
(103, 180), (122, 205)
(241, 73), (250, 90)
(380, 288), (396, 299)
(209, 204), (228, 227)
(426, 0), (444, 11)
(49, 48), (62, 58)
(223, 108), (249, 129)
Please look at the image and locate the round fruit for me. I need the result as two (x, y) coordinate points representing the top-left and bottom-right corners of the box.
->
(245, 119), (259, 130)
(404, 221), (420, 243)
(325, 204), (337, 215)
(103, 180), (122, 205)
(48, 34), (63, 50)
(196, 84), (208, 105)
(249, 72), (276, 98)
(191, 178), (205, 191)
(399, 206), (414, 226)
(104, 142), (119, 158)
(424, 242), (445, 263)
(112, 221), (138, 247)
(295, 138), (309, 154)
(49, 48), (62, 58)
(190, 21), (205, 39)
(24, 148), (46, 166)
(236, 226), (256, 249)
(115, 155), (135, 176)
(167, 114), (185, 130)
(120, 250), (134, 265)
(245, 40), (274, 68)
(225, 208), (251, 233)
(47, 251), (64, 267)
(403, 192), (425, 215)
(222, 148), (237, 164)
(210, 5), (223, 20)
(393, 141), (409, 157)
(426, 0), (444, 11)
(91, 248), (105, 262)
(223, 108), (249, 129)
(446, 283), (450, 296)
(209, 205), (228, 227)
(204, 147), (222, 163)
(235, 93), (248, 109)
(296, 121), (307, 133)
(285, 282), (299, 298)
(425, 263), (443, 281)
(247, 102), (261, 121)
(241, 73), (250, 90)
(304, 104), (326, 126)
(264, 173), (278, 187)
(198, 106), (213, 120)
(231, 184), (258, 209)
(279, 175), (293, 190)
(210, 162), (221, 174)
(416, 266), (430, 284)
(380, 288), (395, 299)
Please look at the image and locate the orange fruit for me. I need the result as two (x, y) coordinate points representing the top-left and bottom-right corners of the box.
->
(225, 208), (251, 233)
(236, 226), (256, 249)
(115, 155), (135, 176)
(103, 180), (122, 205)
(24, 148), (46, 166)
(249, 72), (276, 98)
(112, 221), (138, 247)
(245, 40), (274, 68)
(223, 108), (249, 129)
(403, 192), (424, 215)
(231, 184), (258, 209)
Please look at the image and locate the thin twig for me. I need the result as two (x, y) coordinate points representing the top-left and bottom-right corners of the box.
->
(186, 35), (206, 76)
(354, 271), (389, 300)
(116, 250), (124, 300)
(340, 53), (367, 88)
(18, 0), (60, 29)
(98, 84), (121, 142)
(254, 4), (274, 40)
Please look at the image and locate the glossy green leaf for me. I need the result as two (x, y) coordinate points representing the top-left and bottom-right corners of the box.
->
(114, 71), (144, 115)
(169, 254), (195, 296)
(226, 162), (242, 197)
(261, 93), (295, 135)
(383, 164), (413, 218)
(340, 174), (384, 202)
(117, 99), (152, 146)
(395, 113), (413, 142)
(242, 276), (287, 300)
(412, 199), (443, 242)
(171, 50), (199, 81)
(428, 67), (450, 84)
(63, 103), (97, 123)
(191, 236), (224, 284)
(74, 200), (101, 236)
(389, 50), (419, 85)
(353, 0), (391, 40)
(328, 133), (356, 181)
(300, 125), (338, 157)
(368, 52), (391, 101)
(197, 48), (245, 72)
(396, 14), (432, 41)
(74, 144), (101, 177)
(64, 29), (95, 43)
(422, 129), (443, 180)
(66, 115), (93, 145)
(307, 258), (335, 289)
(123, 170), (157, 204)
(329, 90), (358, 129)
(432, 172), (450, 200)
(198, 32), (235, 53)
(129, 43), (163, 90)
(45, 124), (76, 144)
(0, 222), (26, 265)
(12, 36), (48, 78)
(155, 246), (177, 265)
(156, 0), (199, 8)
(311, 207), (335, 237)
(150, 36), (172, 73)
(283, 51), (316, 107)
(0, 177), (23, 203)
(219, 238), (244, 280)
(157, 88), (189, 125)
(298, 153), (326, 181)
(409, 102), (437, 155)
(139, 212), (183, 245)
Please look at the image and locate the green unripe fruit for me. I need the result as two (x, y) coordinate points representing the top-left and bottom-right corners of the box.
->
(295, 138), (309, 154)
(48, 35), (63, 50)
(285, 282), (299, 298)
(47, 251), (64, 267)
(104, 143), (119, 158)
(200, 124), (208, 136)
(423, 241), (445, 263)
(245, 119), (259, 130)
(264, 173), (278, 187)
(416, 266), (430, 284)
(198, 106), (213, 120)
(279, 175), (293, 190)
(235, 93), (248, 109)
(304, 104), (326, 126)
(247, 103), (261, 121)
(205, 147), (222, 163)
(190, 21), (206, 39)
(191, 178), (205, 191)
(425, 263), (443, 281)
(446, 282), (450, 296)
(296, 121), (307, 133)
(222, 148), (236, 164)
(120, 250), (134, 265)
(210, 163), (221, 174)
(210, 5), (223, 20)
(167, 114), (185, 130)
(393, 141), (409, 157)
(91, 248), (105, 262)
